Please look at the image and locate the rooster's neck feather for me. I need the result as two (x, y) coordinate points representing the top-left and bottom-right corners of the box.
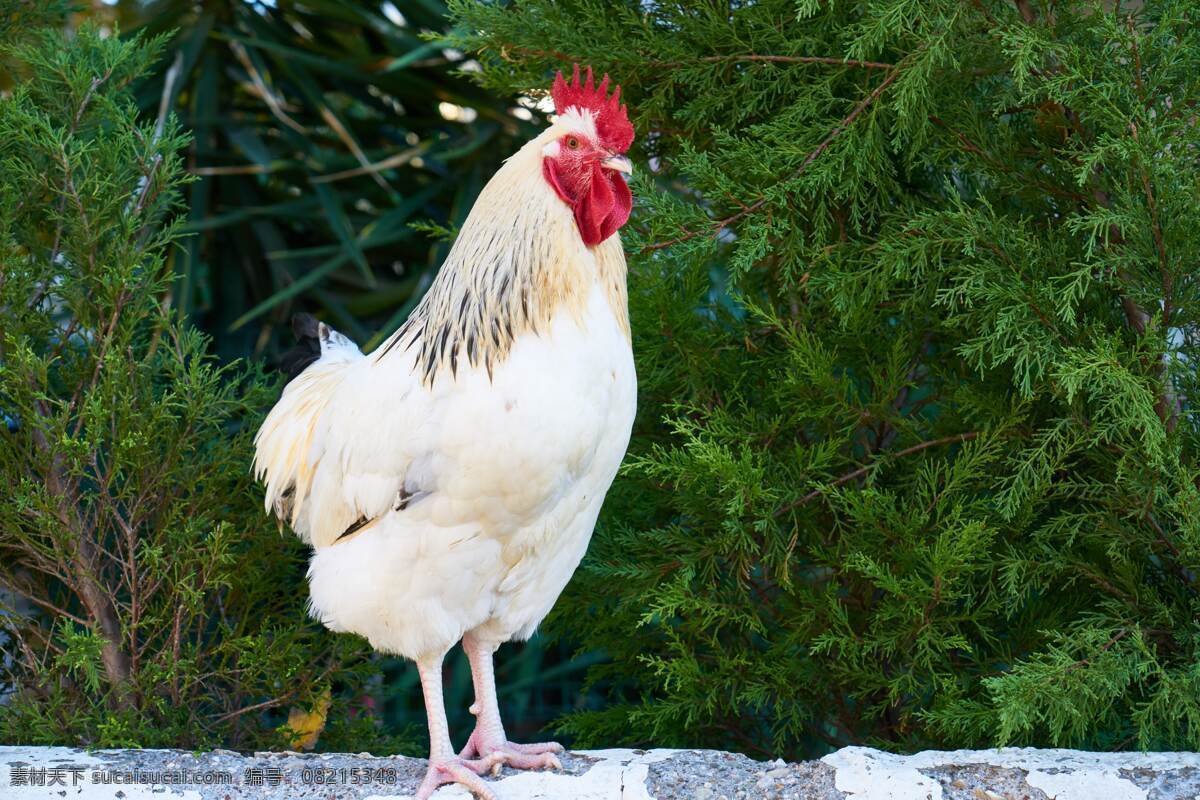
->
(374, 126), (628, 383)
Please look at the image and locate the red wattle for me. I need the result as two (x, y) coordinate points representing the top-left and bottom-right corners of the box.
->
(597, 168), (632, 242)
(544, 159), (631, 246)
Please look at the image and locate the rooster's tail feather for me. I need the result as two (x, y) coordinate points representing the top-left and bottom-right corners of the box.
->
(279, 313), (324, 383)
(254, 316), (362, 542)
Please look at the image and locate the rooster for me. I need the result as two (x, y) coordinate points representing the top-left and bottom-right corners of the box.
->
(253, 66), (636, 800)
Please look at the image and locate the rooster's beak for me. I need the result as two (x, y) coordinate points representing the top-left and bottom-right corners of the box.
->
(601, 154), (632, 174)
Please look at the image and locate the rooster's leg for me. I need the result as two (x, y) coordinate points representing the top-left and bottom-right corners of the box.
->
(415, 655), (507, 800)
(458, 632), (564, 771)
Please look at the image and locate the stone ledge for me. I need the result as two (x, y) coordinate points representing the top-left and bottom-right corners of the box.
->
(1, 744), (1197, 799)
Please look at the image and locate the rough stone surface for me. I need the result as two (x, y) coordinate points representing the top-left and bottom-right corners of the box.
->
(1, 744), (1197, 799)
(822, 747), (1200, 800)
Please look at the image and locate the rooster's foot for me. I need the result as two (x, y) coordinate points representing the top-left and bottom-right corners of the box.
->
(460, 733), (564, 772)
(415, 754), (504, 800)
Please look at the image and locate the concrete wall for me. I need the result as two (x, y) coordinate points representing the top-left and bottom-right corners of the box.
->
(1, 744), (1197, 798)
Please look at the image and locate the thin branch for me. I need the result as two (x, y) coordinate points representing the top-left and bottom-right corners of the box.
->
(44, 68), (113, 278)
(678, 54), (894, 70)
(498, 44), (895, 72)
(1125, 18), (1180, 432)
(212, 693), (295, 724)
(875, 332), (934, 454)
(927, 115), (1089, 203)
(774, 431), (981, 516)
(71, 69), (112, 133)
(27, 297), (134, 703)
(4, 585), (89, 628)
(643, 67), (903, 253)
(1065, 629), (1130, 673)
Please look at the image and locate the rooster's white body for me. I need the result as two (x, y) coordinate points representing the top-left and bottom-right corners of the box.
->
(255, 128), (634, 659)
(254, 68), (638, 799)
(283, 294), (633, 661)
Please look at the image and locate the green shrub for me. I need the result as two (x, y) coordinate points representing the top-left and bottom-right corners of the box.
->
(0, 19), (395, 752)
(451, 0), (1200, 756)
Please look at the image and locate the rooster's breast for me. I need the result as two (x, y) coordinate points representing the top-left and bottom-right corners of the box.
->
(420, 279), (636, 538)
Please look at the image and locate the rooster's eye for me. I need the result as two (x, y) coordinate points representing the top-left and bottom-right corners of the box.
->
(565, 136), (580, 150)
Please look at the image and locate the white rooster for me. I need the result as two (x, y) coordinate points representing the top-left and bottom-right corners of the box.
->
(253, 66), (636, 799)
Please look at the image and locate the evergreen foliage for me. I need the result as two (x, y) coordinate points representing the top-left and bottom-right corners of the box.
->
(0, 18), (397, 751)
(449, 0), (1200, 755)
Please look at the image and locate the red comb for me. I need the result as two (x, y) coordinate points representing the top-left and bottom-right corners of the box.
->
(551, 65), (634, 154)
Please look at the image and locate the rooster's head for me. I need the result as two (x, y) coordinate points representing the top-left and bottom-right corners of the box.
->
(541, 65), (635, 246)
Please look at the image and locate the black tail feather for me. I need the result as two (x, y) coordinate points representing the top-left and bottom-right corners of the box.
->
(279, 313), (323, 383)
